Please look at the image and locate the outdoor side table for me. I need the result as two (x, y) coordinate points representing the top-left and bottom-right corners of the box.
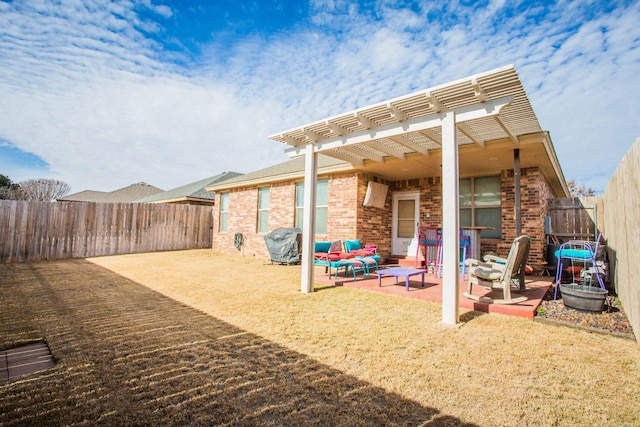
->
(377, 267), (426, 291)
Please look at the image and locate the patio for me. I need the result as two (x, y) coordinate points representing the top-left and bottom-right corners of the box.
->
(315, 265), (553, 320)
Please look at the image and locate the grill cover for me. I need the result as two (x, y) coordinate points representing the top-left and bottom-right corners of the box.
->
(264, 228), (302, 265)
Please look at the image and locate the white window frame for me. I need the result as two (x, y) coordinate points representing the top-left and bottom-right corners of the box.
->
(295, 179), (328, 235)
(459, 176), (501, 239)
(257, 186), (270, 234)
(219, 192), (229, 232)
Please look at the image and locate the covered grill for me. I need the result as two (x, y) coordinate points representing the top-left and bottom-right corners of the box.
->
(264, 228), (302, 265)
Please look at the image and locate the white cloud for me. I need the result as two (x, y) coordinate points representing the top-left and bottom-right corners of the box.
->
(0, 0), (638, 195)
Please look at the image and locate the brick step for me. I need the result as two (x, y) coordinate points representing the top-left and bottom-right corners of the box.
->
(385, 256), (418, 267)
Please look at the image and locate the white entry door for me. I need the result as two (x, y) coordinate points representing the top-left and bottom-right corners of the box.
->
(391, 191), (420, 256)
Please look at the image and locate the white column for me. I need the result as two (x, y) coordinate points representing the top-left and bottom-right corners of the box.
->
(441, 111), (460, 325)
(300, 144), (318, 294)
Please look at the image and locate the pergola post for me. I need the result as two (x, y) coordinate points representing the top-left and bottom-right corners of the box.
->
(514, 148), (522, 237)
(441, 110), (460, 326)
(300, 143), (318, 294)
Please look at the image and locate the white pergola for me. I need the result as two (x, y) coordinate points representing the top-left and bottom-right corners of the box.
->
(269, 65), (565, 326)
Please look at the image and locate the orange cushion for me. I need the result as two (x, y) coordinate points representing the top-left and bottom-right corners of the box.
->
(350, 249), (375, 257)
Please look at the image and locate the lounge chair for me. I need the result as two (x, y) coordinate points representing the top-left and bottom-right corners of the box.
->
(314, 240), (355, 277)
(343, 239), (381, 264)
(333, 256), (378, 281)
(463, 235), (531, 305)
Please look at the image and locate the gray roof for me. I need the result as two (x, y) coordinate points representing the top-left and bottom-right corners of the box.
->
(206, 155), (352, 191)
(56, 190), (109, 202)
(58, 183), (164, 203)
(135, 172), (243, 203)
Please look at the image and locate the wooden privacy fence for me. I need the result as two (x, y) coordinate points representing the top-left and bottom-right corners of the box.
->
(547, 197), (599, 243)
(0, 201), (213, 263)
(603, 137), (640, 342)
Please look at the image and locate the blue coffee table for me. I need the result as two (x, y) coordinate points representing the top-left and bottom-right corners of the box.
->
(377, 267), (426, 291)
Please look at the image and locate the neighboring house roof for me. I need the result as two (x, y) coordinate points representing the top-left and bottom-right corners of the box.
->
(136, 172), (243, 204)
(206, 155), (352, 191)
(57, 190), (110, 202)
(58, 183), (164, 203)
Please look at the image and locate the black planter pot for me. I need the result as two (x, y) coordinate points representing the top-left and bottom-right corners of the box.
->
(560, 283), (608, 312)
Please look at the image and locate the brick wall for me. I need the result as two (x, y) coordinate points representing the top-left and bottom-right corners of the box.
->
(212, 186), (260, 256)
(270, 182), (296, 230)
(356, 174), (393, 256)
(498, 167), (553, 269)
(212, 173), (362, 258)
(325, 172), (359, 241)
(389, 176), (444, 227)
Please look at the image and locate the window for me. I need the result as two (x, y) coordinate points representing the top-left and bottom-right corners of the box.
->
(219, 192), (229, 232)
(257, 187), (270, 233)
(396, 199), (416, 238)
(459, 176), (501, 239)
(295, 180), (328, 234)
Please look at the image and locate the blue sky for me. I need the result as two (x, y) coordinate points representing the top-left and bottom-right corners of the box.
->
(0, 0), (638, 194)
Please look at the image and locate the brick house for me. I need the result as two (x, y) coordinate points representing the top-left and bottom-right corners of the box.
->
(207, 65), (569, 322)
(208, 154), (562, 266)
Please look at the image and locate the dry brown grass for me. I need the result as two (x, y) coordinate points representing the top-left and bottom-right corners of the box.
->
(2, 249), (640, 426)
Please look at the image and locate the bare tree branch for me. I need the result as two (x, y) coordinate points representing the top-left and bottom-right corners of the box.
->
(16, 179), (71, 201)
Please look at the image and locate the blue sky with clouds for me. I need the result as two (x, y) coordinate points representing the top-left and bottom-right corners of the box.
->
(0, 0), (638, 194)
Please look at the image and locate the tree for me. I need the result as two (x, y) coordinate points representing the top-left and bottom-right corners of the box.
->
(567, 180), (596, 197)
(16, 179), (71, 201)
(0, 174), (11, 187)
(0, 174), (21, 200)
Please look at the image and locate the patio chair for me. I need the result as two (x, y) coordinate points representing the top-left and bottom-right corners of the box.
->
(314, 240), (355, 277)
(343, 239), (381, 264)
(333, 256), (378, 281)
(434, 228), (471, 280)
(463, 235), (531, 305)
(415, 225), (440, 271)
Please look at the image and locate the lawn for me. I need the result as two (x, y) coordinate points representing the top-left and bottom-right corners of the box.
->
(1, 249), (639, 426)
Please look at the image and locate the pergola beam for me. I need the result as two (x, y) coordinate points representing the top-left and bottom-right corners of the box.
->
(389, 135), (431, 156)
(387, 102), (407, 122)
(355, 112), (375, 129)
(304, 128), (324, 142)
(324, 149), (366, 165)
(457, 123), (485, 148)
(285, 96), (514, 158)
(326, 120), (348, 136)
(365, 140), (407, 160)
(495, 115), (519, 144)
(340, 145), (385, 163)
(418, 129), (442, 145)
